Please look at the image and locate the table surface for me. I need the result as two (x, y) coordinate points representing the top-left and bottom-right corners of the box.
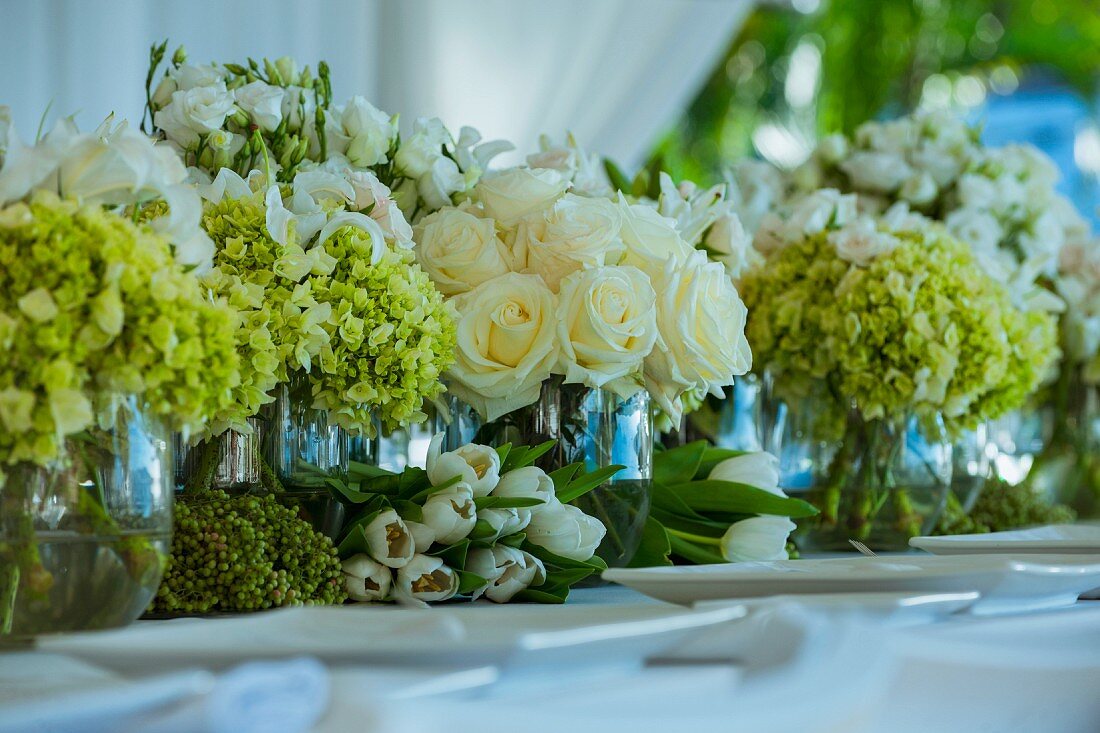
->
(3, 585), (1100, 733)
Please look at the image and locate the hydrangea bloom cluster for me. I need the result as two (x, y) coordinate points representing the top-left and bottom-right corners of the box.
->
(741, 211), (1058, 434)
(0, 192), (239, 469)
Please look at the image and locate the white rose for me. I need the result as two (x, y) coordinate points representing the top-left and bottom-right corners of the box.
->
(421, 481), (477, 544)
(839, 151), (913, 193)
(414, 208), (511, 295)
(466, 546), (546, 603)
(720, 516), (795, 563)
(645, 251), (751, 425)
(475, 167), (568, 226)
(707, 452), (785, 497)
(447, 272), (560, 421)
(828, 219), (900, 266)
(342, 554), (392, 602)
(899, 172), (937, 207)
(395, 554), (459, 603)
(341, 96), (396, 167)
(525, 498), (606, 561)
(946, 207), (1003, 253)
(233, 81), (284, 132)
(618, 199), (694, 278)
(425, 434), (501, 497)
(557, 265), (657, 390)
(154, 83), (236, 148)
(518, 193), (625, 291)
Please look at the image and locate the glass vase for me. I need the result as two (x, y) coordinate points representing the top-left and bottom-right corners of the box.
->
(950, 423), (992, 513)
(1029, 367), (1100, 517)
(0, 395), (172, 636)
(767, 395), (952, 552)
(174, 417), (265, 493)
(714, 374), (766, 451)
(446, 377), (652, 567)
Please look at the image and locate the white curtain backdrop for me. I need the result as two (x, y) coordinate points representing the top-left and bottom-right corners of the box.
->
(0, 0), (752, 168)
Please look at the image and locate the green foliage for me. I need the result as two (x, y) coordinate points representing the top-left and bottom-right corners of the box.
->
(935, 480), (1076, 535)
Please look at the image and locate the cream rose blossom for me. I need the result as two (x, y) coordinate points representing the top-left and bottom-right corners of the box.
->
(475, 167), (568, 225)
(518, 193), (625, 291)
(618, 198), (694, 277)
(447, 272), (560, 420)
(414, 208), (511, 295)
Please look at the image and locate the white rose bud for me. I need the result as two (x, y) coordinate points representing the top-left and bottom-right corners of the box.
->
(414, 208), (511, 295)
(233, 81), (284, 132)
(475, 167), (568, 226)
(396, 554), (459, 603)
(342, 553), (393, 602)
(154, 83), (236, 148)
(363, 509), (415, 568)
(466, 546), (546, 603)
(425, 434), (501, 497)
(707, 452), (785, 497)
(518, 193), (625, 290)
(618, 200), (694, 278)
(720, 516), (795, 563)
(421, 481), (477, 544)
(525, 498), (606, 561)
(839, 151), (913, 193)
(557, 265), (658, 390)
(447, 273), (560, 421)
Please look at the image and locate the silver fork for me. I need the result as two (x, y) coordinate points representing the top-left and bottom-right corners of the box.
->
(848, 539), (877, 556)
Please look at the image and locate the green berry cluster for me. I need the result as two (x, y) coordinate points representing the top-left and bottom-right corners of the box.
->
(935, 482), (1076, 536)
(152, 491), (346, 613)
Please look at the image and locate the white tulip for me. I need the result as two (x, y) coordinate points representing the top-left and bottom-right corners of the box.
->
(342, 554), (392, 602)
(421, 481), (477, 545)
(525, 498), (605, 561)
(233, 81), (284, 132)
(720, 516), (795, 563)
(396, 554), (459, 602)
(475, 167), (568, 225)
(466, 546), (546, 603)
(491, 465), (555, 508)
(404, 520), (437, 553)
(476, 507), (530, 541)
(707, 452), (785, 497)
(413, 208), (511, 295)
(363, 509), (415, 568)
(425, 433), (501, 496)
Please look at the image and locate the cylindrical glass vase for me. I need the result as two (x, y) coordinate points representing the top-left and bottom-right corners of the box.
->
(446, 377), (652, 567)
(174, 417), (265, 493)
(767, 396), (952, 552)
(951, 423), (992, 514)
(0, 395), (172, 636)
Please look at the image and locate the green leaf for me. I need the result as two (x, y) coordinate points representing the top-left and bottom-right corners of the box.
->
(603, 158), (632, 194)
(495, 443), (512, 466)
(653, 441), (707, 485)
(650, 481), (710, 522)
(522, 541), (606, 571)
(499, 532), (526, 548)
(473, 496), (547, 510)
(468, 519), (498, 541)
(648, 507), (728, 539)
(336, 523), (371, 556)
(348, 461), (396, 481)
(392, 500), (423, 523)
(515, 586), (568, 604)
(626, 517), (673, 568)
(666, 480), (820, 518)
(538, 567), (595, 593)
(547, 462), (581, 490)
(556, 464), (624, 503)
(456, 570), (488, 595)
(326, 478), (376, 505)
(405, 474), (463, 503)
(432, 538), (471, 568)
(500, 440), (556, 472)
(668, 533), (727, 565)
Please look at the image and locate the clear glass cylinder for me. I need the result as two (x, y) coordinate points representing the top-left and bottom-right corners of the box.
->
(174, 418), (264, 493)
(767, 395), (952, 552)
(714, 374), (766, 451)
(445, 377), (652, 567)
(264, 374), (348, 490)
(951, 423), (992, 513)
(0, 395), (172, 636)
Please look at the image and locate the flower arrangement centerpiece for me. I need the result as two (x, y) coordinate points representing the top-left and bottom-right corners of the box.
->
(333, 438), (611, 604)
(0, 109), (240, 634)
(412, 140), (753, 566)
(740, 193), (1058, 550)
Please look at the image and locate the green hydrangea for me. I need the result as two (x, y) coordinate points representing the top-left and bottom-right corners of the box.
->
(309, 230), (456, 436)
(0, 191), (240, 468)
(742, 226), (1058, 434)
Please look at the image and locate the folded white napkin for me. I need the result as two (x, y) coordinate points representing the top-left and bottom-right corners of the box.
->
(0, 655), (329, 733)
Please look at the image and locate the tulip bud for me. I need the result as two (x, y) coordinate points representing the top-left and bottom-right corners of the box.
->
(525, 498), (605, 562)
(720, 516), (795, 563)
(404, 520), (437, 553)
(491, 466), (555, 510)
(466, 546), (545, 603)
(475, 507), (529, 542)
(342, 554), (392, 601)
(363, 509), (415, 568)
(425, 434), (500, 497)
(396, 554), (459, 602)
(707, 452), (785, 497)
(421, 482), (477, 545)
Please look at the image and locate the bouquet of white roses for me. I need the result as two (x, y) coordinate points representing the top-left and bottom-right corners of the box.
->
(333, 438), (612, 604)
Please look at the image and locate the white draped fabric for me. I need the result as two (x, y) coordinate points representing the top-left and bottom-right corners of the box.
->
(0, 0), (752, 167)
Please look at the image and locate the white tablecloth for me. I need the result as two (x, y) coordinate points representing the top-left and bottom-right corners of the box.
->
(3, 587), (1099, 733)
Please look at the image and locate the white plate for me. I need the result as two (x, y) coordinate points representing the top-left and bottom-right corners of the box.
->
(697, 591), (980, 625)
(603, 554), (1100, 614)
(39, 602), (745, 674)
(911, 523), (1100, 555)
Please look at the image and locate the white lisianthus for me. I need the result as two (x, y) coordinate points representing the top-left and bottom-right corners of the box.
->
(466, 546), (546, 603)
(519, 193), (625, 291)
(707, 452), (785, 497)
(414, 208), (511, 295)
(1018, 210), (1066, 262)
(154, 83), (236, 148)
(720, 516), (795, 563)
(477, 507), (530, 542)
(447, 272), (560, 421)
(644, 251), (751, 425)
(839, 151), (912, 193)
(425, 434), (501, 497)
(527, 132), (613, 198)
(556, 265), (657, 390)
(233, 80), (284, 131)
(828, 218), (901, 267)
(170, 63), (225, 91)
(396, 554), (459, 603)
(475, 167), (568, 226)
(955, 173), (998, 210)
(421, 481), (478, 544)
(727, 160), (786, 235)
(618, 198), (694, 277)
(525, 498), (606, 561)
(342, 554), (393, 602)
(945, 207), (1003, 254)
(341, 96), (397, 167)
(363, 509), (415, 569)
